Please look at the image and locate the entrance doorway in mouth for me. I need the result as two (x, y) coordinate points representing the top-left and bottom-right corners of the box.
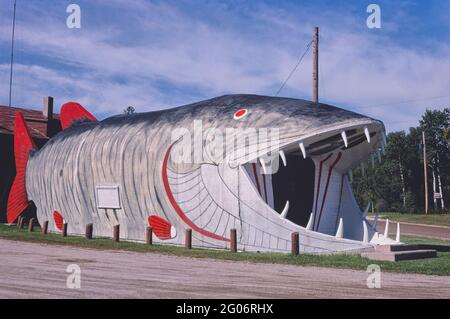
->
(272, 155), (315, 227)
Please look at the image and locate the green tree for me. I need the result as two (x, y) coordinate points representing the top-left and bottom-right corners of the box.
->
(419, 109), (450, 211)
(353, 132), (418, 213)
(124, 106), (136, 115)
(352, 108), (449, 214)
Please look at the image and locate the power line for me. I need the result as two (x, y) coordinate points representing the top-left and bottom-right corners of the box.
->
(356, 94), (450, 110)
(275, 39), (313, 97)
(8, 0), (17, 107)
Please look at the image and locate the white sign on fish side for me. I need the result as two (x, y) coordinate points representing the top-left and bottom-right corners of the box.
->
(96, 185), (121, 209)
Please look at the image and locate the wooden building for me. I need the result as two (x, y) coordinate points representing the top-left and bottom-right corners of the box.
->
(0, 97), (61, 223)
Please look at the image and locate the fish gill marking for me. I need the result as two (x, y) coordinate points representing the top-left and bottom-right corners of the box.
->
(162, 143), (229, 242)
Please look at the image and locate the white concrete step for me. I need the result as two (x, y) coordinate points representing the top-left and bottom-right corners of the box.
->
(362, 247), (437, 262)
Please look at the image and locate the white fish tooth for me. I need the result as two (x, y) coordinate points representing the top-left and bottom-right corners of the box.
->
(364, 126), (371, 143)
(335, 218), (344, 238)
(383, 218), (389, 238)
(280, 201), (289, 219)
(259, 157), (268, 175)
(306, 213), (314, 230)
(279, 150), (287, 167)
(395, 222), (401, 243)
(341, 131), (348, 148)
(362, 220), (369, 243)
(299, 142), (307, 159)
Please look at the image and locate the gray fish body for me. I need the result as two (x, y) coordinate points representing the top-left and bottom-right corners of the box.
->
(26, 94), (386, 252)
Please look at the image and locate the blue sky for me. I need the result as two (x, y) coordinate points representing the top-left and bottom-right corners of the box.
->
(1, 0), (449, 131)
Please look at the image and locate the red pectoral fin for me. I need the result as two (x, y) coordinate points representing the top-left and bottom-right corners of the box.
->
(6, 112), (36, 223)
(60, 102), (97, 129)
(53, 211), (64, 231)
(148, 215), (176, 240)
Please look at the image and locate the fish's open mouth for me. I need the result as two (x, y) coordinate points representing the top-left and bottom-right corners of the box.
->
(241, 123), (384, 235)
(244, 153), (315, 227)
(165, 121), (385, 249)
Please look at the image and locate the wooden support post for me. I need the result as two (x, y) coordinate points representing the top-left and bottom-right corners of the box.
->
(291, 232), (299, 255)
(28, 218), (34, 232)
(62, 223), (68, 237)
(17, 216), (22, 228)
(42, 220), (48, 235)
(230, 228), (237, 253)
(113, 224), (120, 242)
(85, 223), (93, 239)
(146, 227), (153, 245)
(185, 228), (192, 249)
(18, 217), (24, 229)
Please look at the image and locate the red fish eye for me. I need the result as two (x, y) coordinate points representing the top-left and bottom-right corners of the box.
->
(233, 109), (248, 120)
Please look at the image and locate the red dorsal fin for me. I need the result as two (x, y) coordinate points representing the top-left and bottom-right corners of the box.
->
(148, 215), (176, 240)
(7, 112), (36, 223)
(60, 102), (97, 129)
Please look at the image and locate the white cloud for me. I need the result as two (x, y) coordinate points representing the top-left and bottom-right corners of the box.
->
(0, 1), (449, 131)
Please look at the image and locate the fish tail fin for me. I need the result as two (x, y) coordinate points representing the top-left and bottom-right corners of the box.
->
(7, 112), (36, 224)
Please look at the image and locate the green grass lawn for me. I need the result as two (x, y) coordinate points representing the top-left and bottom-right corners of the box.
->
(401, 236), (450, 246)
(1, 224), (449, 276)
(369, 212), (450, 227)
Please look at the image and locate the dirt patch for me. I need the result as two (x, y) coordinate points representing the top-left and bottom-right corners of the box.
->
(1, 239), (449, 298)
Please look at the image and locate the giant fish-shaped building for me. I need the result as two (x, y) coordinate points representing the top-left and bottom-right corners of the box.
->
(7, 94), (397, 253)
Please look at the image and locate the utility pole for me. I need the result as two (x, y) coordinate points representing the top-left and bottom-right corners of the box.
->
(8, 0), (17, 107)
(422, 131), (429, 215)
(312, 26), (319, 103)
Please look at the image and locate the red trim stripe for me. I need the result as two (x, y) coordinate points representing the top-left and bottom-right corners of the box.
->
(315, 152), (342, 231)
(262, 173), (268, 203)
(252, 163), (262, 196)
(162, 144), (229, 242)
(313, 153), (333, 229)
